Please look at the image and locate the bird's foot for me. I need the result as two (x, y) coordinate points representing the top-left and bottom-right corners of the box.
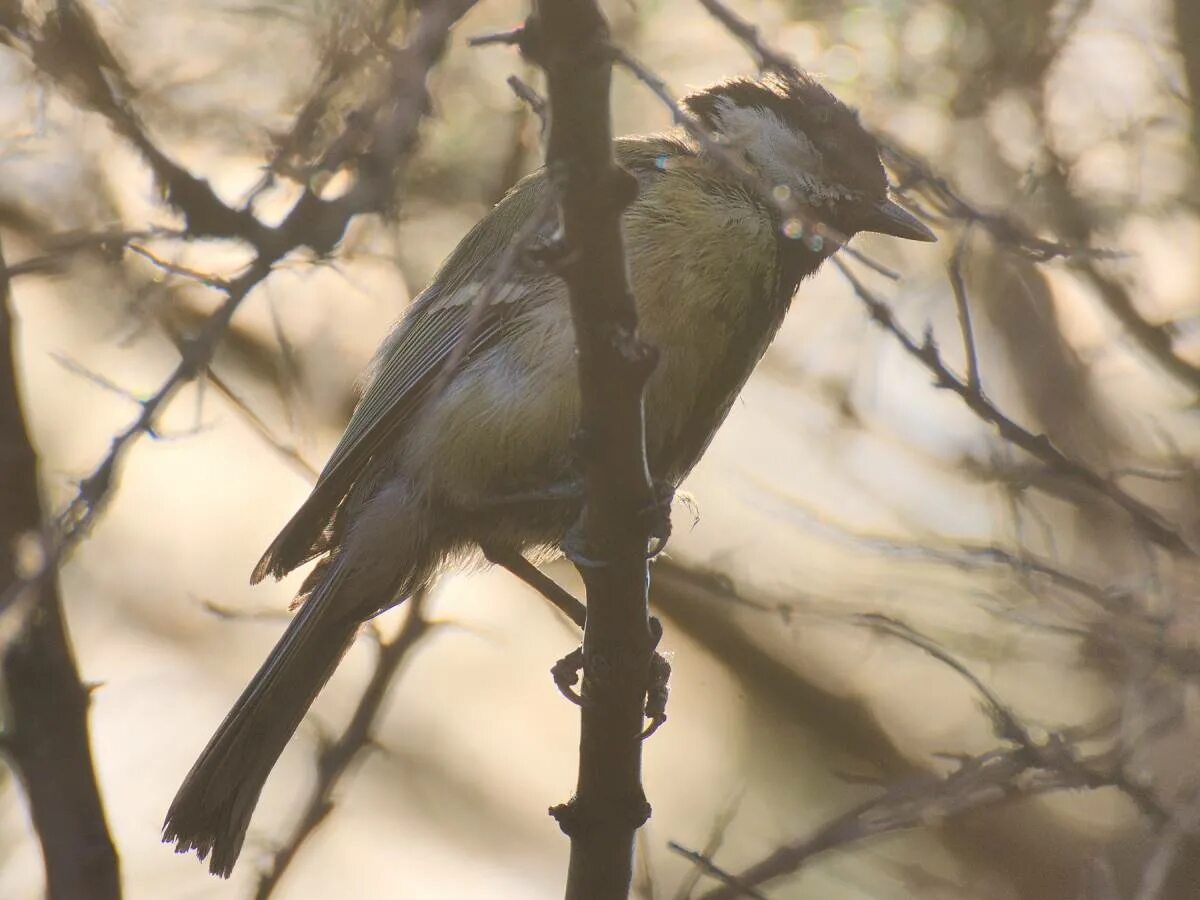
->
(552, 646), (585, 706)
(644, 480), (676, 558)
(559, 479), (677, 565)
(641, 616), (671, 739)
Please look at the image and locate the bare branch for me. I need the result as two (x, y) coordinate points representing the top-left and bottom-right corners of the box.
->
(0, 0), (479, 619)
(668, 842), (768, 900)
(0, 238), (121, 900)
(947, 232), (981, 394)
(515, 3), (665, 897)
(857, 614), (1034, 746)
(201, 367), (318, 482)
(882, 143), (1120, 263)
(693, 745), (1099, 900)
(693, 0), (800, 79)
(671, 790), (745, 900)
(832, 256), (1192, 556)
(506, 74), (548, 132)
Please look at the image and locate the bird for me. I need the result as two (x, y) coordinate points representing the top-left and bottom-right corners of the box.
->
(163, 71), (936, 877)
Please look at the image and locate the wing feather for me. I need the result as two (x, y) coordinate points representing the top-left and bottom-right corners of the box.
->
(252, 173), (554, 582)
(252, 137), (682, 583)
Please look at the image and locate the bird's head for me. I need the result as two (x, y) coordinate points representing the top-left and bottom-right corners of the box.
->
(684, 74), (936, 246)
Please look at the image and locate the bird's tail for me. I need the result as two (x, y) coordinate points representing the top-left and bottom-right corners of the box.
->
(163, 561), (358, 878)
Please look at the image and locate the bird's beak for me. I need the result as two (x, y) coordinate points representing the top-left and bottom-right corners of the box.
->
(861, 199), (937, 242)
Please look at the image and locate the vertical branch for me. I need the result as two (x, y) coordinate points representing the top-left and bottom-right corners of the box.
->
(0, 241), (122, 900)
(1173, 0), (1200, 161)
(517, 2), (662, 897)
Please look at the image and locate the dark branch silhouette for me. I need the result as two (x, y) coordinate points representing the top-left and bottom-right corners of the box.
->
(0, 0), (478, 617)
(496, 3), (666, 897)
(0, 240), (121, 899)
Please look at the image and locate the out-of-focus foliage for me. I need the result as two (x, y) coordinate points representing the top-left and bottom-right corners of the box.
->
(1, 0), (1199, 897)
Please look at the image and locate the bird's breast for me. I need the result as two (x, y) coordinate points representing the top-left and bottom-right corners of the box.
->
(415, 170), (794, 506)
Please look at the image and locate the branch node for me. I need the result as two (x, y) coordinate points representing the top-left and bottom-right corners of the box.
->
(549, 799), (583, 836)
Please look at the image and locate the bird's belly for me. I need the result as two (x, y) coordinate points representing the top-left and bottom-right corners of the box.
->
(412, 339), (580, 506)
(413, 284), (780, 510)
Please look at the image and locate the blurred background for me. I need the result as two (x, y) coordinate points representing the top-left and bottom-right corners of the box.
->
(2, 0), (1199, 897)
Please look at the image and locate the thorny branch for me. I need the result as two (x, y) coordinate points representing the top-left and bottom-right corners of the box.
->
(832, 256), (1190, 555)
(676, 6), (1200, 895)
(687, 743), (1137, 900)
(689, 0), (1196, 559)
(683, 616), (1163, 899)
(4, 0), (1196, 895)
(0, 0), (478, 619)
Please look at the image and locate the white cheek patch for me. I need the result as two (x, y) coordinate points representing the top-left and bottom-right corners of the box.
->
(712, 98), (852, 206)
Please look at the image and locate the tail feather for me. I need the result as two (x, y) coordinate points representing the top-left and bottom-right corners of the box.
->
(163, 566), (358, 877)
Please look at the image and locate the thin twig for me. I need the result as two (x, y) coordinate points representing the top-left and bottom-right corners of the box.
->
(695, 625), (1164, 900)
(507, 74), (548, 132)
(883, 142), (1121, 264)
(694, 0), (800, 78)
(254, 592), (437, 899)
(202, 367), (318, 481)
(3, 228), (180, 280)
(693, 746), (1094, 899)
(127, 244), (230, 290)
(947, 230), (981, 393)
(668, 842), (768, 900)
(0, 0), (479, 619)
(468, 26), (527, 47)
(832, 256), (1191, 556)
(671, 789), (746, 900)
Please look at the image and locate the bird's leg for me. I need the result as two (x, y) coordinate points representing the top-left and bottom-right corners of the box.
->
(563, 479), (677, 566)
(480, 542), (586, 629)
(478, 543), (588, 705)
(481, 491), (673, 729)
(644, 480), (676, 558)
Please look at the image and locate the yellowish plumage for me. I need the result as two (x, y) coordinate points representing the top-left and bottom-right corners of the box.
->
(165, 75), (936, 878)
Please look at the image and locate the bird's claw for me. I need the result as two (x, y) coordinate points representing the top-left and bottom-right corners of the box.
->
(552, 646), (585, 706)
(644, 480), (675, 558)
(640, 650), (672, 740)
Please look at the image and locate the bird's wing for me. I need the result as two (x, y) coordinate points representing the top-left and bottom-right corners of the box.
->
(252, 170), (557, 582)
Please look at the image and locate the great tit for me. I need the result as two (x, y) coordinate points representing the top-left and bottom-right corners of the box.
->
(164, 72), (936, 876)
